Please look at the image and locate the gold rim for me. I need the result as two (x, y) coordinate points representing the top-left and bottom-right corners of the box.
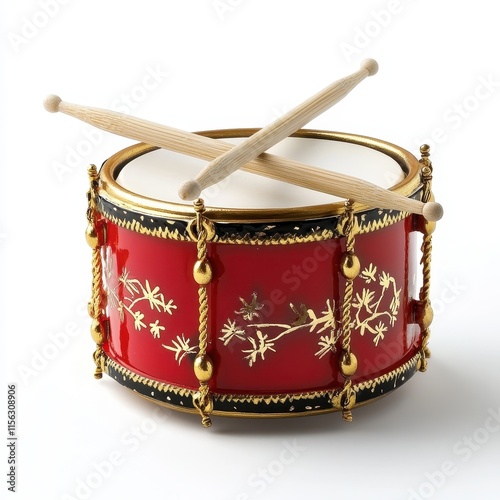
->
(98, 128), (422, 223)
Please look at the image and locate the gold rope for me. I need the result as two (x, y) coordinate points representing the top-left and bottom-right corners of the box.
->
(86, 165), (107, 379)
(418, 145), (434, 371)
(191, 199), (214, 427)
(332, 200), (359, 422)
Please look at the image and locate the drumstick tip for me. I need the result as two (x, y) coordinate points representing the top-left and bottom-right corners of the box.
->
(43, 94), (62, 113)
(178, 179), (201, 201)
(360, 58), (378, 76)
(422, 201), (444, 222)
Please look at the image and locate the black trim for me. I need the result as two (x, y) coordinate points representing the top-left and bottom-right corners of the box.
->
(105, 357), (419, 416)
(97, 194), (421, 243)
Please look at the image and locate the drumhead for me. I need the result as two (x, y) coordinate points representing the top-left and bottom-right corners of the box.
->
(116, 136), (404, 209)
(99, 129), (422, 221)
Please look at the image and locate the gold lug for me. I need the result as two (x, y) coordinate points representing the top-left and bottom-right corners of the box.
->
(419, 302), (434, 329)
(340, 252), (360, 280)
(85, 224), (99, 249)
(340, 352), (358, 378)
(91, 318), (106, 345)
(194, 354), (214, 383)
(193, 259), (213, 285)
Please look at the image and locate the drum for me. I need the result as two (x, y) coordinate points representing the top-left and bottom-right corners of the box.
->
(85, 128), (435, 426)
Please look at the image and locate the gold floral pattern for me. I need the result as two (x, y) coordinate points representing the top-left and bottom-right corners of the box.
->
(353, 264), (401, 346)
(219, 265), (401, 366)
(104, 251), (401, 369)
(103, 251), (195, 365)
(219, 296), (341, 367)
(106, 265), (177, 338)
(163, 334), (197, 364)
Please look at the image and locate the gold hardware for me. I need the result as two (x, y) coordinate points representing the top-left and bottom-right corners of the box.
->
(98, 130), (422, 242)
(340, 352), (358, 378)
(90, 319), (106, 345)
(193, 259), (213, 285)
(85, 224), (99, 249)
(340, 252), (361, 280)
(191, 199), (215, 427)
(424, 219), (436, 235)
(419, 302), (434, 330)
(194, 354), (214, 383)
(332, 200), (358, 421)
(418, 145), (435, 371)
(331, 382), (356, 422)
(193, 389), (214, 427)
(87, 164), (107, 380)
(187, 217), (216, 243)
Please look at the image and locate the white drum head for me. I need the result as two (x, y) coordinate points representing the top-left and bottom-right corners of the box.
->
(116, 135), (405, 209)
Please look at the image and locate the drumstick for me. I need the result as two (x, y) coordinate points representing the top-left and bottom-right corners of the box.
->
(178, 59), (379, 201)
(43, 95), (443, 221)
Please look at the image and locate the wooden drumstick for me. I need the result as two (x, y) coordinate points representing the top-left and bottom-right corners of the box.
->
(178, 59), (379, 200)
(43, 95), (443, 221)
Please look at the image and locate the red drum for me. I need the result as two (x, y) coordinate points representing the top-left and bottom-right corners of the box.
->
(86, 129), (435, 425)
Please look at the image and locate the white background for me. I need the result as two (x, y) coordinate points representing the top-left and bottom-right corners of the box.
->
(1, 1), (499, 499)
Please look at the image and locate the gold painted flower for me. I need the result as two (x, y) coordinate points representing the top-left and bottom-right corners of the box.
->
(317, 299), (336, 333)
(373, 321), (387, 346)
(219, 319), (246, 346)
(361, 264), (377, 284)
(236, 292), (264, 321)
(379, 271), (392, 290)
(133, 311), (146, 331)
(315, 332), (338, 359)
(119, 268), (140, 295)
(149, 319), (165, 339)
(352, 289), (375, 312)
(143, 280), (164, 311)
(389, 291), (401, 319)
(163, 334), (196, 365)
(242, 330), (276, 367)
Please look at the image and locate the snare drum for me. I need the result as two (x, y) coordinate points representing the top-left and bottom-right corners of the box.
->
(86, 129), (435, 425)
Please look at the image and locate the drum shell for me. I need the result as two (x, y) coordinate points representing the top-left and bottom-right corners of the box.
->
(102, 216), (419, 392)
(94, 129), (425, 416)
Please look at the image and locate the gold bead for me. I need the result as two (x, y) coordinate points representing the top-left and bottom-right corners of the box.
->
(340, 352), (358, 377)
(91, 319), (105, 345)
(194, 355), (214, 382)
(85, 224), (99, 249)
(341, 252), (360, 280)
(193, 259), (213, 285)
(424, 219), (436, 235)
(420, 144), (430, 155)
(420, 302), (434, 329)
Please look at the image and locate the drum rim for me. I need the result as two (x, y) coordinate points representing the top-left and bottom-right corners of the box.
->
(103, 350), (421, 418)
(98, 128), (422, 223)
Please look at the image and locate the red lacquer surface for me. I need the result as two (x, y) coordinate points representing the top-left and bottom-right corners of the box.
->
(102, 216), (421, 395)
